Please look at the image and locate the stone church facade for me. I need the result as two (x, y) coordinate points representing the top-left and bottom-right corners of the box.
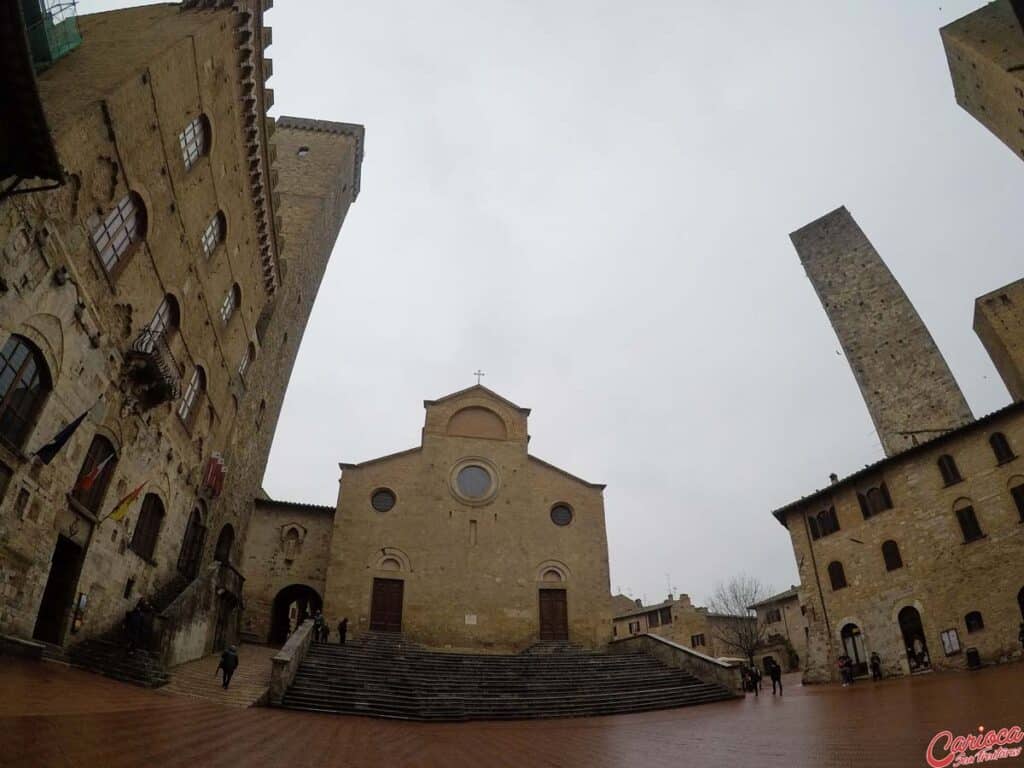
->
(0, 1), (362, 665)
(245, 386), (614, 651)
(776, 206), (1024, 683)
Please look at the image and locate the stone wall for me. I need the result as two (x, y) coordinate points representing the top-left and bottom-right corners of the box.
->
(790, 206), (973, 457)
(941, 2), (1024, 165)
(324, 386), (613, 651)
(241, 499), (334, 643)
(778, 403), (1024, 683)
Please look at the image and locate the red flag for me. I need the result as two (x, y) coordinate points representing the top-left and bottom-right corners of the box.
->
(75, 452), (114, 493)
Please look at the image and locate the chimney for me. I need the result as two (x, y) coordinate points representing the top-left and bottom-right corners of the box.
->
(829, 473), (838, 484)
(634, 598), (643, 608)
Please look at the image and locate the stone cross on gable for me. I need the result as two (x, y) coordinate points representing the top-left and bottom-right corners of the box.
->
(474, 370), (485, 385)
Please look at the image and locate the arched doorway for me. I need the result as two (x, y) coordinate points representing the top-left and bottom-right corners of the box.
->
(270, 584), (322, 645)
(898, 606), (930, 672)
(214, 523), (235, 564)
(840, 623), (868, 677)
(177, 506), (207, 580)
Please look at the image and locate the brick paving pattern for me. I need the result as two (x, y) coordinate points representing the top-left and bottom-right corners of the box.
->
(1, 659), (1023, 767)
(161, 643), (277, 708)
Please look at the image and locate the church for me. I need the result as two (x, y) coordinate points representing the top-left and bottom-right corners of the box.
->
(242, 385), (614, 651)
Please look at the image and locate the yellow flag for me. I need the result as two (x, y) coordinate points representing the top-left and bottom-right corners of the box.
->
(106, 481), (146, 523)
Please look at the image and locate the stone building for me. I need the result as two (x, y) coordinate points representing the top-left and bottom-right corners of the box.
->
(790, 206), (973, 457)
(243, 385), (614, 652)
(0, 1), (362, 667)
(941, 1), (1024, 164)
(775, 208), (1024, 683)
(975, 277), (1024, 402)
(611, 594), (760, 664)
(748, 586), (807, 671)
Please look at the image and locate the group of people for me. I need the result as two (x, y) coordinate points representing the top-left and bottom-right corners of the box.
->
(838, 651), (884, 686)
(742, 658), (784, 697)
(312, 611), (348, 645)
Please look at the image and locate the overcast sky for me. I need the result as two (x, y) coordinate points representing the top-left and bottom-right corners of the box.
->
(83, 1), (1024, 606)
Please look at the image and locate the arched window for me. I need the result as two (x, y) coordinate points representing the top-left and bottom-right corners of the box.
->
(177, 366), (206, 430)
(938, 454), (962, 486)
(827, 561), (847, 591)
(200, 211), (225, 259)
(148, 294), (180, 340)
(954, 499), (984, 543)
(90, 193), (146, 276)
(130, 493), (165, 561)
(859, 483), (893, 519)
(807, 513), (821, 540)
(881, 540), (903, 571)
(815, 506), (840, 537)
(178, 114), (210, 170)
(238, 342), (256, 379)
(220, 284), (240, 324)
(1011, 482), (1024, 521)
(990, 432), (1015, 464)
(214, 523), (235, 563)
(964, 611), (984, 633)
(0, 335), (52, 451)
(177, 504), (207, 579)
(71, 435), (118, 514)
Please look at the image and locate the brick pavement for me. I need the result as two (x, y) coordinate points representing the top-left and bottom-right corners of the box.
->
(1, 660), (1022, 768)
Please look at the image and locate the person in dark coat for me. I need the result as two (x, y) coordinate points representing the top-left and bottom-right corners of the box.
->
(313, 610), (326, 643)
(869, 652), (882, 682)
(749, 664), (761, 696)
(768, 660), (783, 695)
(125, 603), (144, 655)
(217, 646), (239, 689)
(337, 617), (348, 645)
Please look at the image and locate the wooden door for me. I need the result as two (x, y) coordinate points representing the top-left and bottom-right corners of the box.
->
(539, 589), (568, 641)
(370, 578), (404, 632)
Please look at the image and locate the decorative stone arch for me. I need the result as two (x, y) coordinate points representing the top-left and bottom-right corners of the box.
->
(1006, 474), (1024, 489)
(14, 313), (64, 384)
(951, 495), (974, 510)
(279, 522), (307, 562)
(93, 418), (124, 453)
(127, 181), (158, 244)
(889, 597), (926, 625)
(536, 560), (571, 584)
(374, 547), (411, 573)
(446, 405), (509, 440)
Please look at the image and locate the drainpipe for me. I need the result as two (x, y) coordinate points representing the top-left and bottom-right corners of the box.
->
(801, 510), (833, 675)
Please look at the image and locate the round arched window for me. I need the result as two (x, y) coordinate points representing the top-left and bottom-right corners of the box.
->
(456, 465), (492, 498)
(371, 489), (396, 512)
(550, 504), (573, 526)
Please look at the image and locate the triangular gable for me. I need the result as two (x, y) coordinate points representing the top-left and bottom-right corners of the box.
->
(423, 384), (531, 415)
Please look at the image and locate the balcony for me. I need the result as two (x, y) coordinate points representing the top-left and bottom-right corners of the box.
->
(125, 329), (181, 408)
(22, 0), (81, 72)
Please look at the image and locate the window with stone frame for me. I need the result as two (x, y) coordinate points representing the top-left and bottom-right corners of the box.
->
(940, 628), (961, 656)
(691, 633), (706, 648)
(938, 454), (962, 486)
(200, 212), (225, 258)
(827, 561), (847, 591)
(177, 367), (206, 431)
(0, 335), (52, 451)
(659, 607), (672, 625)
(954, 502), (984, 543)
(964, 611), (984, 633)
(178, 115), (210, 170)
(990, 432), (1015, 464)
(71, 435), (118, 515)
(808, 506), (840, 540)
(89, 193), (146, 277)
(881, 540), (903, 571)
(766, 608), (782, 623)
(858, 482), (893, 519)
(130, 493), (164, 562)
(629, 621), (640, 634)
(238, 342), (256, 380)
(148, 295), (179, 341)
(220, 284), (240, 324)
(648, 610), (660, 628)
(1011, 483), (1024, 522)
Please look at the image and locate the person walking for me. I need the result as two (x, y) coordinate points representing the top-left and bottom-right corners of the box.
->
(769, 660), (783, 696)
(313, 610), (326, 643)
(750, 664), (761, 697)
(870, 651), (882, 682)
(337, 617), (348, 646)
(125, 601), (144, 655)
(217, 645), (239, 689)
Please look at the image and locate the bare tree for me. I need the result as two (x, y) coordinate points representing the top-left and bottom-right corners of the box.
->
(706, 574), (772, 664)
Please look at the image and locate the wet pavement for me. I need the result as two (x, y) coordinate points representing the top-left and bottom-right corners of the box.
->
(1, 658), (1022, 767)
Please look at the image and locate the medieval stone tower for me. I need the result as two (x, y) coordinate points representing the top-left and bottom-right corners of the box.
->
(790, 206), (974, 456)
(975, 277), (1024, 402)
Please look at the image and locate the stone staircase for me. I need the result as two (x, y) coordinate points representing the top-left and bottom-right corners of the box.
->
(280, 631), (736, 721)
(67, 637), (169, 688)
(162, 644), (277, 708)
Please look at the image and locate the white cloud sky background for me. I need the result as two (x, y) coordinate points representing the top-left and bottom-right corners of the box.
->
(80, 1), (1024, 605)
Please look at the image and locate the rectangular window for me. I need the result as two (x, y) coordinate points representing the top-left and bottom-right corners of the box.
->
(766, 608), (782, 623)
(690, 633), (706, 648)
(201, 215), (222, 258)
(469, 519), (477, 546)
(940, 628), (961, 656)
(659, 607), (672, 625)
(179, 116), (207, 170)
(220, 289), (236, 324)
(613, 625), (618, 637)
(629, 621), (639, 634)
(648, 610), (660, 628)
(955, 506), (984, 543)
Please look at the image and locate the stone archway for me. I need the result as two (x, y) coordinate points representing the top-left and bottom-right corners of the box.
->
(898, 606), (930, 672)
(269, 584), (322, 645)
(1017, 586), (1024, 621)
(214, 523), (235, 564)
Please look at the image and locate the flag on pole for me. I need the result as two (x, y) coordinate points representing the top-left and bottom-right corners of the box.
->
(34, 409), (89, 465)
(74, 452), (115, 494)
(105, 481), (146, 523)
